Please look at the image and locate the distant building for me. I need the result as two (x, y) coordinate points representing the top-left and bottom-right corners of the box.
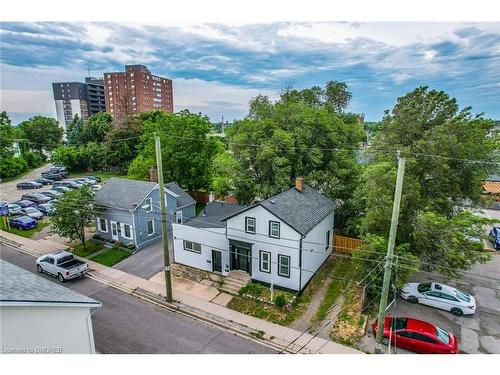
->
(103, 65), (173, 117)
(52, 77), (106, 133)
(0, 259), (101, 354)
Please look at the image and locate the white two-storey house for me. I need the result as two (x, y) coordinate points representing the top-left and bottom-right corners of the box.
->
(172, 178), (336, 292)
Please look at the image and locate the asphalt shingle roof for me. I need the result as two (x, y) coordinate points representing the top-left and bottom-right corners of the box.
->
(185, 201), (246, 228)
(94, 177), (157, 211)
(166, 182), (196, 208)
(0, 259), (100, 306)
(223, 184), (336, 235)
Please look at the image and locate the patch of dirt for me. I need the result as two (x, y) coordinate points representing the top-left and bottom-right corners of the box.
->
(330, 286), (366, 346)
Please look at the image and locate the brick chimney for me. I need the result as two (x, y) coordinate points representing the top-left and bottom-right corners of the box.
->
(149, 167), (158, 182)
(295, 177), (304, 193)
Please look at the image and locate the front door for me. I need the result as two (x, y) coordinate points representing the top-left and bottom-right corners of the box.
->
(110, 221), (119, 241)
(212, 250), (222, 273)
(230, 245), (251, 274)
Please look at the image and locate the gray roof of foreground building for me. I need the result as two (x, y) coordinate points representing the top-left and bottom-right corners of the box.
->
(222, 184), (336, 235)
(185, 201), (246, 228)
(94, 177), (157, 211)
(0, 259), (101, 307)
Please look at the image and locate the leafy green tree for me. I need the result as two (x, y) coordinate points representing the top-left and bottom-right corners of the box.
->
(128, 110), (224, 190)
(352, 86), (497, 281)
(82, 112), (113, 144)
(211, 151), (240, 196)
(66, 114), (85, 145)
(18, 116), (63, 152)
(230, 82), (364, 226)
(0, 111), (14, 158)
(324, 81), (352, 113)
(51, 186), (96, 250)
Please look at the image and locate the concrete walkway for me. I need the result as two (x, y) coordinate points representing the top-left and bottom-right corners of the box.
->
(0, 230), (361, 354)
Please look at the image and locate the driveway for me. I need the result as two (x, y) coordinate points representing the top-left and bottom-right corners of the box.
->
(113, 240), (164, 279)
(0, 163), (51, 203)
(359, 254), (500, 354)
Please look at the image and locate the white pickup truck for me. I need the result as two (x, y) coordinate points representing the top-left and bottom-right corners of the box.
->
(36, 251), (88, 283)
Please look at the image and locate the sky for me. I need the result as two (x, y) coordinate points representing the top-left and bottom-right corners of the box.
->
(1, 22), (499, 124)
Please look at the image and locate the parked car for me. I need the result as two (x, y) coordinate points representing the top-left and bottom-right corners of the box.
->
(40, 190), (63, 199)
(9, 215), (38, 230)
(34, 177), (53, 185)
(45, 167), (68, 177)
(488, 226), (500, 250)
(16, 181), (42, 189)
(36, 203), (54, 216)
(21, 193), (52, 204)
(51, 186), (71, 193)
(400, 282), (476, 316)
(41, 172), (63, 181)
(20, 207), (44, 220)
(13, 199), (37, 208)
(83, 175), (101, 183)
(7, 203), (22, 216)
(372, 316), (458, 354)
(36, 251), (88, 282)
(53, 180), (81, 189)
(90, 184), (102, 192)
(75, 177), (96, 185)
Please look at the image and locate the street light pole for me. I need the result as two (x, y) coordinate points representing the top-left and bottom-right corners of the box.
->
(155, 133), (173, 302)
(374, 152), (405, 353)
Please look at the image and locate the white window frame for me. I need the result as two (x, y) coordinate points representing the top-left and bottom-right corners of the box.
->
(278, 254), (291, 278)
(121, 223), (133, 240)
(144, 198), (153, 212)
(98, 217), (108, 233)
(259, 251), (271, 273)
(269, 221), (280, 238)
(245, 217), (256, 234)
(176, 211), (183, 224)
(147, 219), (155, 236)
(184, 240), (201, 254)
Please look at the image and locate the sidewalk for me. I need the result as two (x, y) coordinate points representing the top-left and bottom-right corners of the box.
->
(0, 230), (362, 354)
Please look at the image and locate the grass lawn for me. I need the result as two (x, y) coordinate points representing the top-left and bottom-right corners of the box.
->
(89, 246), (131, 267)
(70, 240), (105, 258)
(71, 171), (127, 183)
(195, 202), (207, 216)
(227, 283), (302, 325)
(312, 257), (357, 323)
(0, 218), (51, 239)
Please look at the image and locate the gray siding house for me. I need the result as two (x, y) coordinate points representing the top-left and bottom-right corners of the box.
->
(94, 178), (196, 250)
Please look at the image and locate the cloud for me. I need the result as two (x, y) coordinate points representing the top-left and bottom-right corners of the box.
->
(1, 21), (499, 122)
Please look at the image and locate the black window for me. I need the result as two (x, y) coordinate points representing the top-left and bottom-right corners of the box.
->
(439, 293), (459, 302)
(245, 217), (256, 234)
(425, 291), (441, 298)
(396, 331), (414, 339)
(259, 251), (271, 273)
(390, 318), (408, 331)
(325, 230), (331, 250)
(147, 220), (154, 235)
(269, 221), (280, 238)
(123, 224), (132, 239)
(417, 283), (432, 293)
(412, 333), (437, 344)
(278, 254), (291, 278)
(184, 240), (201, 254)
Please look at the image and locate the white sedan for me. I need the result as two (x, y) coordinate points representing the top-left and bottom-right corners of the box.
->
(400, 282), (476, 316)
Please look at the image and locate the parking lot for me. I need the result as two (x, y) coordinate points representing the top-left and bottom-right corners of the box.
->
(359, 253), (500, 354)
(0, 163), (52, 203)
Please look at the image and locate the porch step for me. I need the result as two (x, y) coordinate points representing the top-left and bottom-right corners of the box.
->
(219, 271), (251, 295)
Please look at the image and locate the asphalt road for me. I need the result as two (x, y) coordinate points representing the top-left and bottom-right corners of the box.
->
(0, 244), (275, 354)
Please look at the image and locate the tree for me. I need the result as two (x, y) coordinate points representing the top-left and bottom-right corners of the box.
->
(66, 114), (85, 145)
(324, 81), (352, 113)
(82, 112), (113, 144)
(211, 151), (240, 196)
(0, 111), (14, 158)
(127, 110), (224, 190)
(18, 116), (63, 152)
(50, 186), (96, 250)
(229, 82), (364, 226)
(352, 86), (497, 281)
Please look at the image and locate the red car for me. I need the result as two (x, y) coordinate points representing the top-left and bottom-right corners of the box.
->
(372, 317), (458, 354)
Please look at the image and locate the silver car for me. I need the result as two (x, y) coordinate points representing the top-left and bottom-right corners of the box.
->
(20, 207), (44, 220)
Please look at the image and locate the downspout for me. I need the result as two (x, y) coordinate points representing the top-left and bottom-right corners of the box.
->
(299, 234), (305, 292)
(86, 306), (100, 354)
(132, 209), (138, 250)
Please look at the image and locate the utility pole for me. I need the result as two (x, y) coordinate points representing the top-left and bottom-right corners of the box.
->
(374, 151), (406, 354)
(155, 133), (173, 302)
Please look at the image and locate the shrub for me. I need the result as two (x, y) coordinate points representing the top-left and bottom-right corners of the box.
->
(273, 294), (287, 309)
(239, 283), (266, 297)
(23, 151), (45, 168)
(0, 156), (29, 178)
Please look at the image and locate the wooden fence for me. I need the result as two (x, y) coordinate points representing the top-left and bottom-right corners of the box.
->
(333, 234), (364, 254)
(188, 191), (223, 204)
